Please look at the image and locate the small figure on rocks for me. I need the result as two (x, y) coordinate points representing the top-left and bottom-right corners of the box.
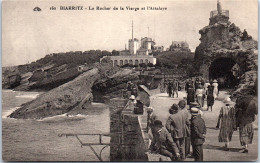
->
(216, 97), (236, 151)
(124, 95), (137, 111)
(190, 107), (206, 162)
(149, 120), (180, 161)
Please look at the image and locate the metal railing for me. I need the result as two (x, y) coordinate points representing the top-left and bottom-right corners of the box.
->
(210, 10), (229, 18)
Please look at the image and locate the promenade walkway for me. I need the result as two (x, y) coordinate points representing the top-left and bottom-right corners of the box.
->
(148, 90), (258, 161)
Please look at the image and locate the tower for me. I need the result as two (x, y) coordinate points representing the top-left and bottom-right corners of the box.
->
(129, 20), (139, 55)
(217, 0), (222, 15)
(209, 0), (229, 25)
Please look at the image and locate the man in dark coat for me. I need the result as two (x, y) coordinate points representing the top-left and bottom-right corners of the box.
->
(150, 120), (180, 161)
(190, 107), (206, 161)
(166, 104), (189, 160)
(187, 84), (195, 105)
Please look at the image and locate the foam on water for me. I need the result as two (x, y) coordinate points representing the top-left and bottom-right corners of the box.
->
(2, 107), (20, 118)
(15, 94), (39, 99)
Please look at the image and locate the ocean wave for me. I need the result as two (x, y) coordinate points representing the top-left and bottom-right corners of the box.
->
(37, 113), (88, 122)
(2, 107), (20, 118)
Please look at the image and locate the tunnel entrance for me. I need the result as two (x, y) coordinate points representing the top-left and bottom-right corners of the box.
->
(209, 57), (240, 89)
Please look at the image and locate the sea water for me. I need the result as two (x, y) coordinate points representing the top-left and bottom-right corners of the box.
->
(2, 90), (110, 161)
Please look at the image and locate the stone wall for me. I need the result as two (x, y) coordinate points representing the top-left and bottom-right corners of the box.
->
(109, 98), (148, 161)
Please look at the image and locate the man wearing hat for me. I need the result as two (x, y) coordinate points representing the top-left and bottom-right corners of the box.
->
(190, 107), (206, 161)
(178, 100), (192, 158)
(166, 103), (189, 160)
(150, 120), (180, 161)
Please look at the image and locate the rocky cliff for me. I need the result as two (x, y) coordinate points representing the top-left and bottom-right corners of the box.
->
(194, 15), (258, 98)
(8, 63), (144, 119)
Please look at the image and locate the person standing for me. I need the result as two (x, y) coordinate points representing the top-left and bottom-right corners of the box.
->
(235, 97), (257, 153)
(212, 79), (219, 99)
(190, 107), (206, 162)
(196, 85), (204, 108)
(172, 79), (178, 98)
(147, 107), (159, 148)
(187, 83), (195, 105)
(168, 80), (173, 97)
(178, 100), (191, 158)
(124, 95), (137, 111)
(206, 82), (215, 111)
(195, 78), (200, 91)
(149, 120), (180, 161)
(166, 104), (188, 160)
(216, 97), (236, 151)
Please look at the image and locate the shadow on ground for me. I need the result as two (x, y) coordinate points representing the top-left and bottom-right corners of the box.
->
(204, 144), (242, 153)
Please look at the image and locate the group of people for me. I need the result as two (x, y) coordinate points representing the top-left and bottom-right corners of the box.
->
(147, 100), (206, 161)
(160, 79), (180, 98)
(217, 96), (257, 153)
(185, 78), (219, 111)
(146, 91), (257, 161)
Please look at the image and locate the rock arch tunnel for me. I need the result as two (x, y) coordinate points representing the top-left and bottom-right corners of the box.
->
(209, 57), (240, 89)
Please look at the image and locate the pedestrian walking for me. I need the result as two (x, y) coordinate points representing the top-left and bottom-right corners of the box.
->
(149, 120), (180, 161)
(206, 82), (215, 111)
(190, 107), (206, 161)
(216, 97), (236, 151)
(166, 104), (189, 160)
(187, 84), (195, 105)
(212, 79), (219, 99)
(196, 84), (204, 108)
(195, 78), (200, 91)
(172, 79), (178, 98)
(168, 81), (173, 97)
(185, 79), (192, 93)
(235, 96), (258, 153)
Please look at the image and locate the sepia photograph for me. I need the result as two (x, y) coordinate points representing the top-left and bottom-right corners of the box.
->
(2, 0), (258, 161)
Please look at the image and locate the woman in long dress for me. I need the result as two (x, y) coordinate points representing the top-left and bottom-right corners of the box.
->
(212, 79), (218, 99)
(196, 84), (204, 108)
(216, 97), (236, 150)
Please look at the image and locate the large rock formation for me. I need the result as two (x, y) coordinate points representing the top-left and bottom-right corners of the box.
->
(8, 63), (145, 119)
(9, 68), (100, 119)
(194, 3), (257, 97)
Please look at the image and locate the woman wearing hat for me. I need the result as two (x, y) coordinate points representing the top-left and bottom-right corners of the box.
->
(216, 97), (236, 151)
(212, 79), (219, 99)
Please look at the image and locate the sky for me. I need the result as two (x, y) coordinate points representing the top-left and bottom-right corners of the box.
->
(2, 0), (258, 67)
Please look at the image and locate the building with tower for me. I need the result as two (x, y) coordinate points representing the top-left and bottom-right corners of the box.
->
(100, 21), (157, 67)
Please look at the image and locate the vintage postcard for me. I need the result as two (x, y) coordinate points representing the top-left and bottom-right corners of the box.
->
(2, 0), (258, 161)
